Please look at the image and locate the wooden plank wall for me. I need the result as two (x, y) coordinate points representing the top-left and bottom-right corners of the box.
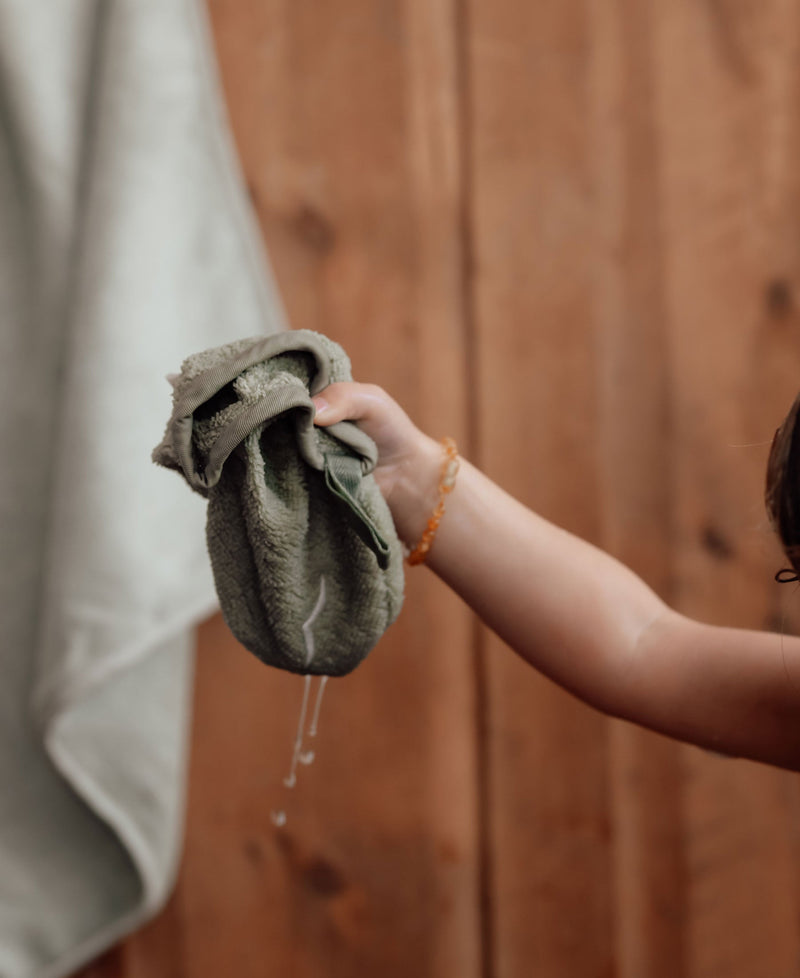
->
(75, 1), (800, 976)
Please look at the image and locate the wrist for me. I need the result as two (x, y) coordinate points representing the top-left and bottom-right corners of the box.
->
(380, 433), (444, 549)
(406, 437), (460, 565)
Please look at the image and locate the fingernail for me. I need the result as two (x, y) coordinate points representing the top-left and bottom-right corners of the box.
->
(312, 396), (329, 417)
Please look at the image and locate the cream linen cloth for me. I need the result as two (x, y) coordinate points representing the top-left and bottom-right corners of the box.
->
(0, 2), (285, 975)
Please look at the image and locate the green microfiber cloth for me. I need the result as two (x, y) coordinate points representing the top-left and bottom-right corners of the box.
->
(152, 330), (404, 677)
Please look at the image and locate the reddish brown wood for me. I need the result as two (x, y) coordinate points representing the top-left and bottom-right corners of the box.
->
(588, 1), (687, 974)
(467, 1), (617, 974)
(71, 1), (800, 976)
(98, 1), (479, 977)
(468, 0), (800, 975)
(652, 2), (800, 975)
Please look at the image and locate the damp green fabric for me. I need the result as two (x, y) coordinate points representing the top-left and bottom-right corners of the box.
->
(153, 330), (405, 677)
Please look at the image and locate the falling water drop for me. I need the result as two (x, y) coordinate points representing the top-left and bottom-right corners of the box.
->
(282, 675), (313, 788)
(308, 675), (329, 737)
(272, 669), (331, 829)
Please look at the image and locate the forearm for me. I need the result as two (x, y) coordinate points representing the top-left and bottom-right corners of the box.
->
(405, 451), (800, 768)
(313, 382), (800, 769)
(400, 452), (800, 766)
(395, 444), (669, 715)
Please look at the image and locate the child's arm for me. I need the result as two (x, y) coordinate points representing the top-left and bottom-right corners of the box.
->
(313, 382), (800, 772)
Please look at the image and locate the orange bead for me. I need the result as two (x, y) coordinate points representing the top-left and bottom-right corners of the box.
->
(407, 437), (460, 566)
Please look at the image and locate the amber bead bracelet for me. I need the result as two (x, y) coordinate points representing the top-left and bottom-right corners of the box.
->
(407, 436), (460, 566)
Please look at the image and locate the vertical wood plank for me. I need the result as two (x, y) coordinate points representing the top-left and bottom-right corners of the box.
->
(68, 1), (800, 976)
(468, 0), (800, 974)
(652, 0), (800, 975)
(189, 2), (479, 977)
(91, 1), (480, 976)
(659, 3), (800, 978)
(184, 1), (480, 975)
(588, 1), (687, 973)
(467, 2), (616, 975)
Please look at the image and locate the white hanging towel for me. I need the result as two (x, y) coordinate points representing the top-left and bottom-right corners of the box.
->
(0, 1), (285, 975)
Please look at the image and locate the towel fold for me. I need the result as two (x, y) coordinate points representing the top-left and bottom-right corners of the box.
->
(0, 1), (286, 975)
(154, 331), (405, 677)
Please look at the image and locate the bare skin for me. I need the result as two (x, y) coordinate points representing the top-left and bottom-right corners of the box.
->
(313, 382), (800, 773)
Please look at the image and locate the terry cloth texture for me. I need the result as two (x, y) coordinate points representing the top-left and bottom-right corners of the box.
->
(0, 2), (287, 976)
(153, 330), (405, 677)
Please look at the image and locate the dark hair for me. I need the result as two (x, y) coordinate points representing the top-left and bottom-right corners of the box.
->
(766, 392), (800, 582)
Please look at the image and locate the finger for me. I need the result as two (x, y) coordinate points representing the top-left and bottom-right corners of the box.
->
(311, 382), (391, 428)
(312, 381), (426, 463)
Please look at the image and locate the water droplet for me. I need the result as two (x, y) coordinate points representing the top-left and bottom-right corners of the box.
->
(308, 675), (329, 737)
(299, 750), (315, 765)
(283, 773), (297, 789)
(271, 810), (287, 828)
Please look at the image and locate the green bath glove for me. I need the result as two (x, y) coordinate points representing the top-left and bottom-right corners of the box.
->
(153, 330), (404, 677)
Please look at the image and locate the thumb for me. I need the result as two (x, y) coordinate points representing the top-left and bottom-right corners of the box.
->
(311, 381), (425, 462)
(311, 382), (388, 429)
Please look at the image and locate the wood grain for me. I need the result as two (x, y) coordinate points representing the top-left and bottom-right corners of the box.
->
(652, 2), (800, 975)
(181, 1), (478, 975)
(71, 0), (800, 976)
(468, 0), (800, 975)
(589, 1), (686, 972)
(467, 2), (616, 975)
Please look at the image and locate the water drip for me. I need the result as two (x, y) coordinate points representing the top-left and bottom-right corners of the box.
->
(273, 673), (331, 828)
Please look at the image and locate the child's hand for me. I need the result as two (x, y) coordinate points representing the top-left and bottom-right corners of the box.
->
(312, 383), (441, 547)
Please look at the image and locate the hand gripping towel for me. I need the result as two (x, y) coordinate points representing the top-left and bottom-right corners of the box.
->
(153, 330), (405, 677)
